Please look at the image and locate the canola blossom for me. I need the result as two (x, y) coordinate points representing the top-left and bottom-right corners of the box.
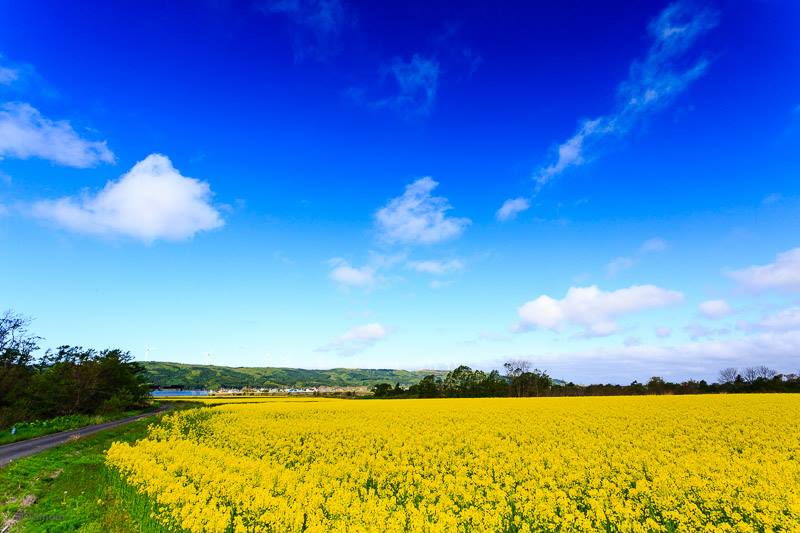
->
(106, 395), (800, 531)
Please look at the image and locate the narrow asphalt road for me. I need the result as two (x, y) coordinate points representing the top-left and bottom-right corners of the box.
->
(0, 407), (169, 468)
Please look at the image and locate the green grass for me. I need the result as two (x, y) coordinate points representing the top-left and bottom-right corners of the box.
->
(0, 408), (156, 446)
(0, 410), (174, 532)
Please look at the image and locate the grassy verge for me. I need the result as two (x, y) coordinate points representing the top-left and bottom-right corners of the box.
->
(0, 406), (183, 532)
(0, 406), (159, 447)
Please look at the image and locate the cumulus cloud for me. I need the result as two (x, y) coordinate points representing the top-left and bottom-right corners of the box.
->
(407, 259), (463, 275)
(0, 103), (114, 168)
(516, 284), (684, 337)
(728, 247), (800, 292)
(699, 299), (731, 319)
(32, 154), (223, 242)
(316, 323), (389, 356)
(258, 0), (347, 61)
(496, 197), (530, 221)
(375, 177), (470, 245)
(327, 258), (375, 288)
(497, 2), (717, 212)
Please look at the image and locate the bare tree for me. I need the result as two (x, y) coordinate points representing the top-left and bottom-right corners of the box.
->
(503, 359), (531, 379)
(0, 310), (40, 363)
(753, 365), (778, 380)
(718, 367), (738, 384)
(742, 367), (758, 383)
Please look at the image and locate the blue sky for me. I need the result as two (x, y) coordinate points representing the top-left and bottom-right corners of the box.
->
(1, 0), (799, 382)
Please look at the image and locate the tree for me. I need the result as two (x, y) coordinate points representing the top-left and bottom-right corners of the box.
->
(647, 376), (666, 394)
(0, 311), (40, 424)
(372, 383), (393, 397)
(718, 367), (738, 384)
(414, 375), (441, 398)
(504, 359), (532, 397)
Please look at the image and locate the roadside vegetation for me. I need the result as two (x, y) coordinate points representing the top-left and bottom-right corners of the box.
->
(0, 409), (156, 447)
(0, 311), (151, 432)
(0, 415), (162, 532)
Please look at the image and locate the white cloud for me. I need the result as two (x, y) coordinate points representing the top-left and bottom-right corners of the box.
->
(407, 259), (463, 275)
(316, 323), (389, 356)
(739, 306), (800, 333)
(430, 279), (453, 289)
(505, 330), (800, 384)
(655, 326), (672, 338)
(516, 284), (684, 336)
(328, 258), (375, 288)
(32, 154), (223, 242)
(699, 299), (731, 319)
(640, 237), (667, 253)
(496, 197), (530, 221)
(375, 177), (470, 245)
(0, 103), (114, 168)
(607, 256), (634, 277)
(728, 247), (800, 292)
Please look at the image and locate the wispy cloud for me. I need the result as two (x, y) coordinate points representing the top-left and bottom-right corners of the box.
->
(32, 154), (223, 242)
(258, 0), (347, 61)
(498, 1), (718, 219)
(640, 237), (668, 253)
(375, 177), (470, 245)
(327, 252), (405, 290)
(607, 256), (635, 277)
(0, 60), (18, 85)
(316, 323), (389, 356)
(0, 102), (114, 168)
(407, 259), (464, 275)
(607, 237), (668, 277)
(357, 54), (441, 117)
(496, 197), (530, 221)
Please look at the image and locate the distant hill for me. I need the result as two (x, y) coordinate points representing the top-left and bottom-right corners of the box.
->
(140, 361), (448, 390)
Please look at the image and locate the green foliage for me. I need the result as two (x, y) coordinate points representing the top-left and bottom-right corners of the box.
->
(0, 310), (152, 429)
(0, 415), (165, 532)
(141, 361), (448, 389)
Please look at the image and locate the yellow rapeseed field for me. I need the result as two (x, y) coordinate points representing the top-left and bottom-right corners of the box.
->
(106, 395), (800, 532)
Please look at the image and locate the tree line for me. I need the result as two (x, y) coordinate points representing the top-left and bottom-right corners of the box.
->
(372, 359), (800, 398)
(0, 311), (150, 428)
